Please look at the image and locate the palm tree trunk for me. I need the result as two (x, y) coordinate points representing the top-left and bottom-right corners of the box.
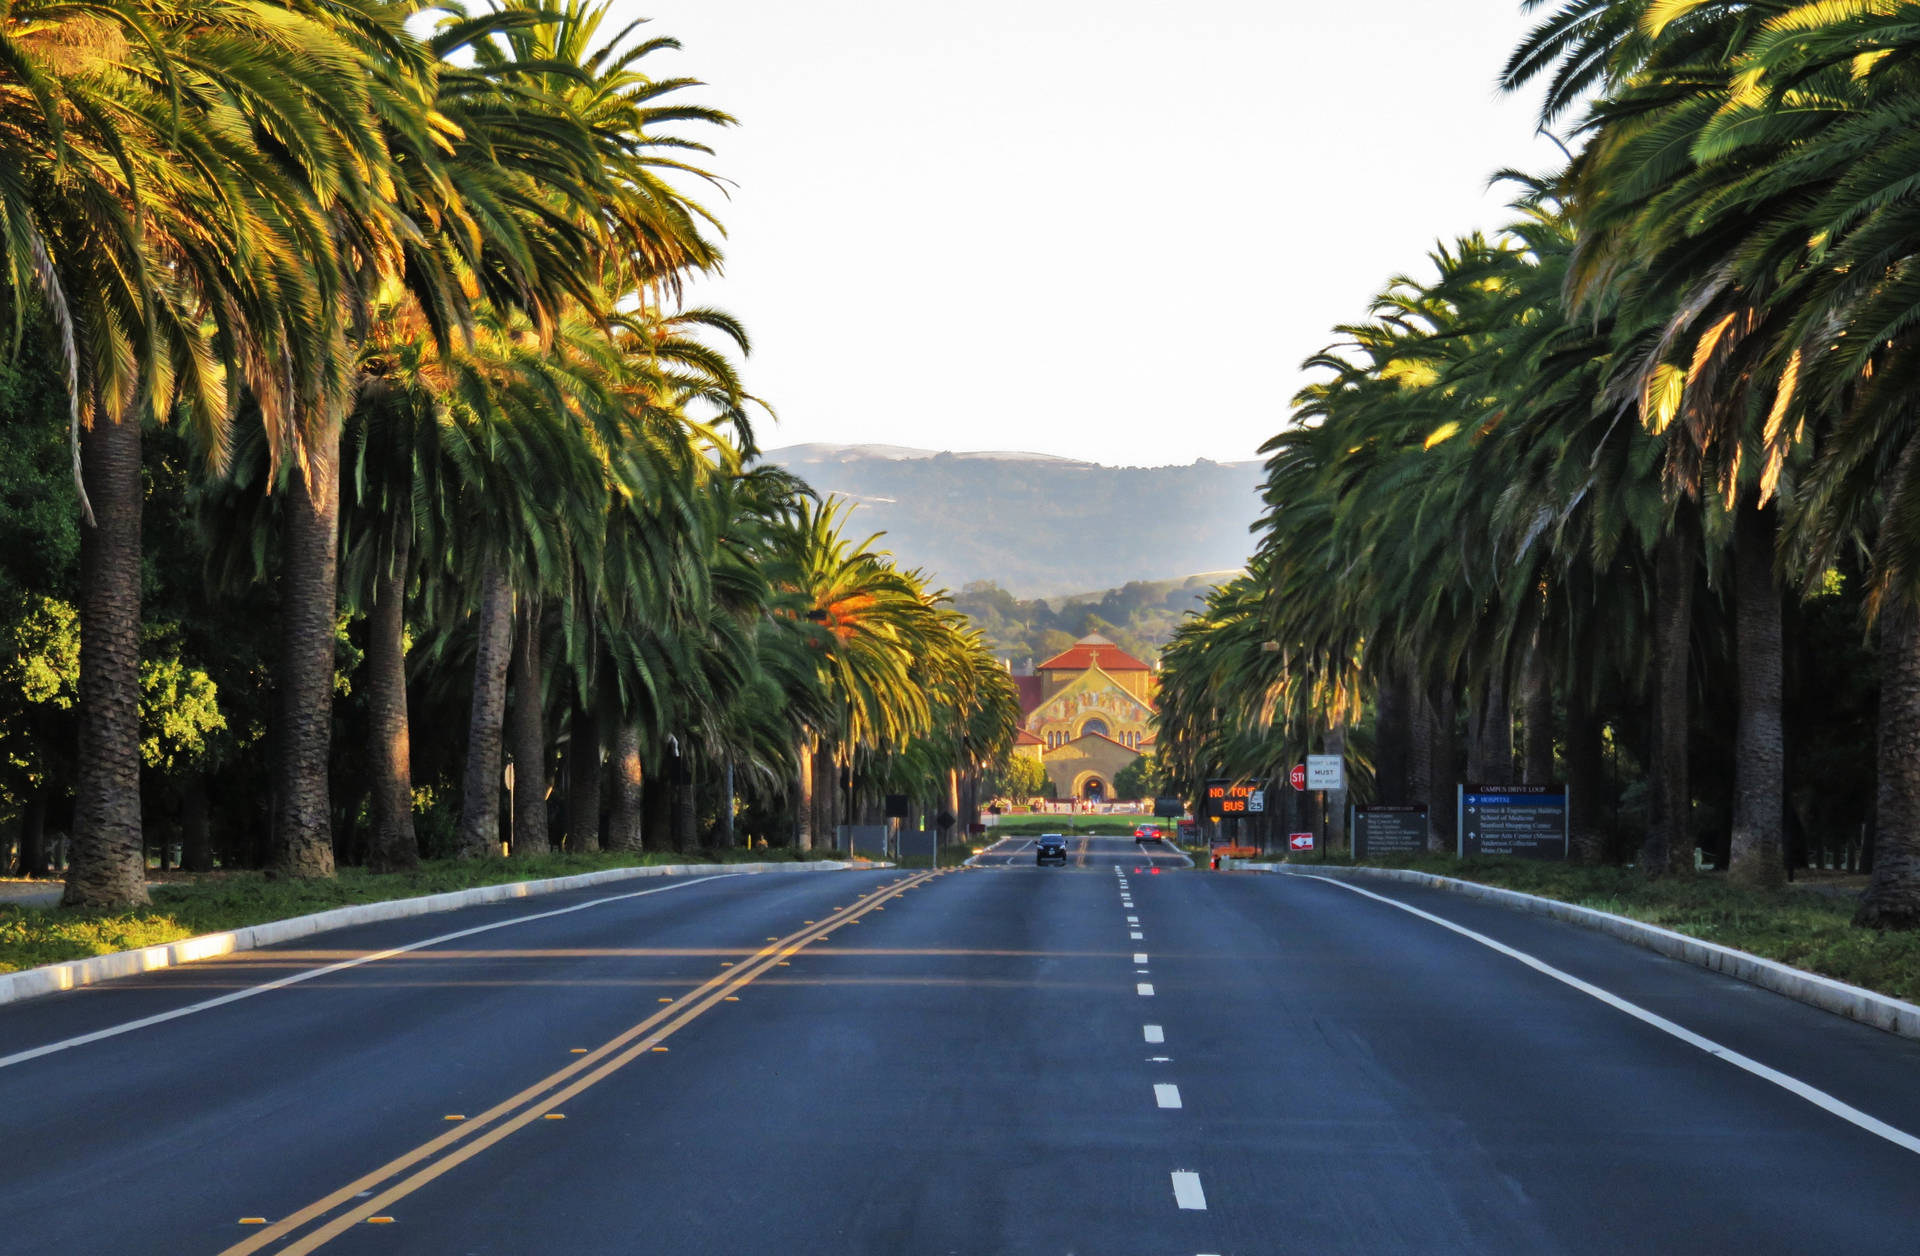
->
(1729, 500), (1785, 889)
(643, 769), (673, 852)
(1373, 670), (1410, 805)
(1427, 682), (1457, 851)
(16, 790), (47, 877)
(63, 412), (148, 908)
(1467, 672), (1511, 784)
(1857, 603), (1920, 927)
(508, 600), (549, 856)
(365, 516), (418, 872)
(607, 718), (644, 852)
(564, 682), (602, 853)
(673, 752), (696, 850)
(720, 760), (735, 848)
(1522, 630), (1554, 785)
(1642, 523), (1694, 877)
(271, 431), (341, 879)
(1324, 723), (1348, 855)
(1408, 682), (1435, 833)
(455, 562), (513, 858)
(180, 772), (214, 873)
(795, 736), (814, 850)
(1565, 693), (1607, 865)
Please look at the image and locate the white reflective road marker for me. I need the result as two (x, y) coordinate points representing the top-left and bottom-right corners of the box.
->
(1133, 953), (1149, 964)
(1170, 1172), (1207, 1210)
(1137, 983), (1155, 996)
(1143, 1025), (1165, 1043)
(1155, 1083), (1182, 1109)
(1307, 874), (1920, 1158)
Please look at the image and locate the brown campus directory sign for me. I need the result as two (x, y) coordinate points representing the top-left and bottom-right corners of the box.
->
(1352, 804), (1427, 859)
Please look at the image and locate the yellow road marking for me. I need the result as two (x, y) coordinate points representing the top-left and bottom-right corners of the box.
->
(442, 1115), (464, 1122)
(239, 1219), (267, 1226)
(217, 869), (943, 1255)
(366, 1218), (393, 1225)
(543, 1114), (565, 1120)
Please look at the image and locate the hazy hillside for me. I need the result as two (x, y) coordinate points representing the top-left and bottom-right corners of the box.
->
(950, 576), (1223, 667)
(762, 444), (1262, 597)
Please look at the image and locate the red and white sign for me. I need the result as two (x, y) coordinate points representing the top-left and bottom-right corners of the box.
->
(1289, 763), (1307, 791)
(1289, 833), (1315, 851)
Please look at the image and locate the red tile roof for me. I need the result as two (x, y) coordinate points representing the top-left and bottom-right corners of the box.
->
(1014, 728), (1044, 746)
(1036, 642), (1151, 673)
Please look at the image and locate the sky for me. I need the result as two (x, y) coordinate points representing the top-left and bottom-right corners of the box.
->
(617, 0), (1560, 467)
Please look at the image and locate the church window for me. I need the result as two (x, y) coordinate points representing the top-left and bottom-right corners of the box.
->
(1082, 718), (1110, 740)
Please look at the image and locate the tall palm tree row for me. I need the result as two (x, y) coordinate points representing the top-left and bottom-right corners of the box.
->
(1163, 0), (1920, 928)
(3, 0), (1019, 905)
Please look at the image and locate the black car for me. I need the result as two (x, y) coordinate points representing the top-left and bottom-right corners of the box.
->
(1036, 833), (1069, 866)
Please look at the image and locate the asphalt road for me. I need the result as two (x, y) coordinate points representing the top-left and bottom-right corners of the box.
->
(970, 831), (1194, 869)
(4, 854), (1919, 1254)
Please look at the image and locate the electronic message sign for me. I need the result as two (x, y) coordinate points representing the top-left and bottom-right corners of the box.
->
(1203, 778), (1267, 817)
(1457, 784), (1568, 859)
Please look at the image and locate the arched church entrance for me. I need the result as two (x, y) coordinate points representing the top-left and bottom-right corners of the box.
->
(1082, 777), (1106, 802)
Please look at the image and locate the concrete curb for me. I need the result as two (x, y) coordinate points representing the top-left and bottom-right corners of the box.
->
(1259, 863), (1920, 1043)
(0, 860), (863, 1010)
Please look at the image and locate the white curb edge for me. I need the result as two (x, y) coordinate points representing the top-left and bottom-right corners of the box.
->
(0, 859), (867, 1010)
(1257, 863), (1920, 1042)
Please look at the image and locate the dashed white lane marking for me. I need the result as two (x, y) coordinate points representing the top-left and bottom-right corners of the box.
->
(1155, 1083), (1183, 1109)
(1133, 953), (1149, 964)
(1137, 982), (1155, 996)
(1171, 1172), (1207, 1210)
(1144, 1025), (1165, 1043)
(0, 873), (751, 1070)
(1130, 931), (1144, 940)
(1126, 916), (1139, 923)
(1305, 874), (1920, 1158)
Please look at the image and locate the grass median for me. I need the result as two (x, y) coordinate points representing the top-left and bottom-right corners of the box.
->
(1286, 851), (1920, 1004)
(0, 847), (847, 976)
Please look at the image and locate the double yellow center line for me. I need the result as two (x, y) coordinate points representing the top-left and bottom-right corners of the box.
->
(219, 868), (944, 1255)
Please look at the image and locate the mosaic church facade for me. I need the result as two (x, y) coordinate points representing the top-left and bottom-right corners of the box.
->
(1010, 634), (1156, 801)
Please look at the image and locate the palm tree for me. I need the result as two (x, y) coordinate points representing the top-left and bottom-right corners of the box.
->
(2, 0), (396, 906)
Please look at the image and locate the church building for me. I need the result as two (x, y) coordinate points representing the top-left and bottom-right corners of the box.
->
(1010, 633), (1156, 801)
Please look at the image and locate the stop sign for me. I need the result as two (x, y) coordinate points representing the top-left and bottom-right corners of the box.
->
(1290, 763), (1307, 791)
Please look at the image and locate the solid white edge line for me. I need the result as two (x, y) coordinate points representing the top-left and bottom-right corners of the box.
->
(1170, 1171), (1207, 1210)
(0, 874), (750, 1071)
(1154, 1083), (1182, 1109)
(1302, 874), (1920, 1157)
(1143, 1024), (1164, 1043)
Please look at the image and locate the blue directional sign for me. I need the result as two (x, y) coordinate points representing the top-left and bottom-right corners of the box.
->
(1456, 784), (1568, 859)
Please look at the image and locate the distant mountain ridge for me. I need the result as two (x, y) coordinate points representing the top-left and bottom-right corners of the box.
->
(760, 443), (1263, 598)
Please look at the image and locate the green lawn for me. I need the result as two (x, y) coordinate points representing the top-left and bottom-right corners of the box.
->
(1287, 851), (1920, 1004)
(0, 848), (844, 975)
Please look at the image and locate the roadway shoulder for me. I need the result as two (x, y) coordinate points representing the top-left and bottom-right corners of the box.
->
(0, 860), (862, 1009)
(1255, 862), (1920, 1042)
